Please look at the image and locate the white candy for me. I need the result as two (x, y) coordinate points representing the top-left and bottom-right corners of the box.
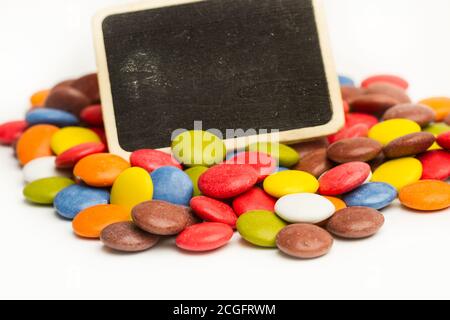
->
(23, 156), (71, 183)
(275, 193), (335, 224)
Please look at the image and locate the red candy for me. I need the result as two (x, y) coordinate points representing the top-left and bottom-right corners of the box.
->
(319, 162), (371, 195)
(190, 196), (237, 227)
(343, 101), (350, 113)
(80, 104), (103, 127)
(361, 75), (409, 90)
(55, 142), (106, 168)
(0, 120), (27, 145)
(417, 150), (450, 180)
(232, 187), (276, 216)
(345, 113), (378, 129)
(437, 132), (450, 150)
(328, 124), (369, 144)
(198, 164), (258, 199)
(225, 151), (276, 182)
(130, 149), (182, 173)
(176, 222), (234, 252)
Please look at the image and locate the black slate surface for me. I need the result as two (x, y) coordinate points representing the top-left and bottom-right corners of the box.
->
(102, 0), (333, 151)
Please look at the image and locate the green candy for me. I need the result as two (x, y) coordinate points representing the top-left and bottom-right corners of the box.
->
(424, 123), (450, 135)
(185, 166), (209, 197)
(23, 177), (75, 205)
(171, 130), (226, 167)
(236, 210), (287, 248)
(247, 142), (299, 167)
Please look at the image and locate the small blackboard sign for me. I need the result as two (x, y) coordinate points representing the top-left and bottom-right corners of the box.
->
(94, 0), (343, 157)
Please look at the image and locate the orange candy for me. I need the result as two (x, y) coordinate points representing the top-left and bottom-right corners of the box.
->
(399, 180), (450, 211)
(72, 204), (130, 238)
(324, 196), (347, 211)
(16, 124), (59, 165)
(419, 97), (450, 121)
(30, 89), (50, 108)
(73, 153), (130, 187)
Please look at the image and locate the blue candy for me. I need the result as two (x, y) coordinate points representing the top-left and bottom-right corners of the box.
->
(339, 75), (355, 87)
(26, 108), (79, 127)
(54, 184), (110, 220)
(151, 166), (193, 206)
(343, 182), (397, 210)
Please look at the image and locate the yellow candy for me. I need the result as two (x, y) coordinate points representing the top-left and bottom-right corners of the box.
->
(263, 170), (319, 198)
(368, 119), (421, 145)
(372, 158), (422, 190)
(428, 142), (442, 151)
(50, 127), (101, 155)
(111, 167), (153, 213)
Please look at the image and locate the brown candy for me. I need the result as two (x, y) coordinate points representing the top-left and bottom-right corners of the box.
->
(367, 83), (411, 104)
(276, 224), (333, 259)
(327, 137), (382, 163)
(290, 138), (329, 158)
(131, 200), (191, 235)
(100, 221), (160, 252)
(71, 73), (100, 104)
(341, 86), (367, 101)
(52, 79), (75, 90)
(383, 132), (436, 159)
(326, 207), (384, 239)
(293, 149), (334, 178)
(383, 103), (436, 127)
(44, 86), (90, 115)
(349, 93), (400, 114)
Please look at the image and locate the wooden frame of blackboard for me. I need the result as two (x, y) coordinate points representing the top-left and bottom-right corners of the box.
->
(93, 0), (344, 159)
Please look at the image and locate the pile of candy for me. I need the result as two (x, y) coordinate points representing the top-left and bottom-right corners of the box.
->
(1, 73), (450, 259)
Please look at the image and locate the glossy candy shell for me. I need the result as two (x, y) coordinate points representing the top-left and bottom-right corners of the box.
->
(0, 120), (28, 145)
(399, 180), (450, 211)
(190, 196), (237, 227)
(236, 210), (287, 248)
(318, 162), (371, 196)
(263, 170), (319, 198)
(55, 142), (106, 169)
(16, 125), (59, 165)
(72, 204), (131, 238)
(232, 187), (276, 216)
(176, 222), (234, 252)
(198, 164), (258, 199)
(54, 185), (110, 220)
(343, 182), (397, 210)
(130, 149), (182, 173)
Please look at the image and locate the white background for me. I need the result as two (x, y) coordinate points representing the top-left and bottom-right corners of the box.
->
(1, 0), (450, 300)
